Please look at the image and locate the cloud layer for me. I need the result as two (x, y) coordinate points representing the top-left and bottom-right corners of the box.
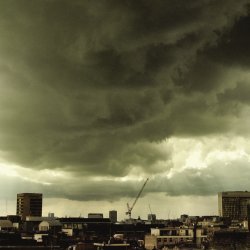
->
(0, 0), (250, 205)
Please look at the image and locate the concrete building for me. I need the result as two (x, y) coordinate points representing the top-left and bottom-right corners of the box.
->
(16, 193), (43, 220)
(109, 210), (117, 223)
(0, 215), (21, 229)
(59, 217), (111, 237)
(145, 227), (206, 249)
(23, 216), (55, 232)
(218, 191), (250, 221)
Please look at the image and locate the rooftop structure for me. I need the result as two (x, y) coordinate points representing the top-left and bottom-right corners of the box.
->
(109, 210), (118, 223)
(88, 213), (103, 219)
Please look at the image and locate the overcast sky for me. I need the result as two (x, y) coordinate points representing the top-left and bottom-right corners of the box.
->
(1, 0), (250, 220)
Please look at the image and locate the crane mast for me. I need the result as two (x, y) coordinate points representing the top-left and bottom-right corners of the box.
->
(126, 178), (149, 219)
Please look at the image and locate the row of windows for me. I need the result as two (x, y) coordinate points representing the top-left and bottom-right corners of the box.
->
(62, 223), (85, 229)
(157, 237), (188, 243)
(160, 230), (189, 236)
(17, 205), (41, 209)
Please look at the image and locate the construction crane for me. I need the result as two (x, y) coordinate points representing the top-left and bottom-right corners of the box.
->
(126, 178), (149, 219)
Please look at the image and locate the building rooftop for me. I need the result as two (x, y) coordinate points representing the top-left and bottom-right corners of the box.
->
(219, 191), (250, 197)
(59, 217), (111, 223)
(0, 220), (13, 228)
(40, 219), (62, 227)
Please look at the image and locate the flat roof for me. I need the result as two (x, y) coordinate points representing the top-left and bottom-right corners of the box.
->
(59, 217), (111, 223)
(219, 191), (250, 198)
(17, 193), (43, 196)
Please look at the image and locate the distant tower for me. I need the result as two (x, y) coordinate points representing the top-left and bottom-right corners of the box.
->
(148, 214), (156, 222)
(109, 210), (117, 223)
(48, 212), (55, 218)
(16, 193), (43, 220)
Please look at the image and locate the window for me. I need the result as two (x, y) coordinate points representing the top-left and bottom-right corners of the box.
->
(41, 226), (48, 231)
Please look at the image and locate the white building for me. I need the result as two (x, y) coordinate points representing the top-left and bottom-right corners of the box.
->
(145, 227), (206, 249)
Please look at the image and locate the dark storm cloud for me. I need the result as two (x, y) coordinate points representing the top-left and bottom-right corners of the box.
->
(0, 0), (250, 201)
(44, 179), (151, 202)
(0, 175), (46, 200)
(0, 174), (151, 202)
(218, 81), (250, 104)
(205, 14), (250, 67)
(4, 157), (249, 202)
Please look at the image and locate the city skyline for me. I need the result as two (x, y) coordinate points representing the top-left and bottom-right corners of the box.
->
(0, 193), (219, 220)
(1, 1), (250, 219)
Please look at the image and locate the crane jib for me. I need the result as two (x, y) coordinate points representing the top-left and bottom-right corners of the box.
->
(126, 178), (149, 219)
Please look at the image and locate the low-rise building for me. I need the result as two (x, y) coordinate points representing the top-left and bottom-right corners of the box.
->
(145, 227), (206, 249)
(197, 216), (221, 228)
(23, 216), (58, 232)
(39, 219), (62, 233)
(60, 217), (111, 238)
(0, 220), (13, 231)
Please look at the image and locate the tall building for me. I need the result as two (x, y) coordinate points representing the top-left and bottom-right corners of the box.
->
(16, 193), (43, 220)
(218, 191), (250, 221)
(109, 210), (117, 223)
(247, 203), (250, 231)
